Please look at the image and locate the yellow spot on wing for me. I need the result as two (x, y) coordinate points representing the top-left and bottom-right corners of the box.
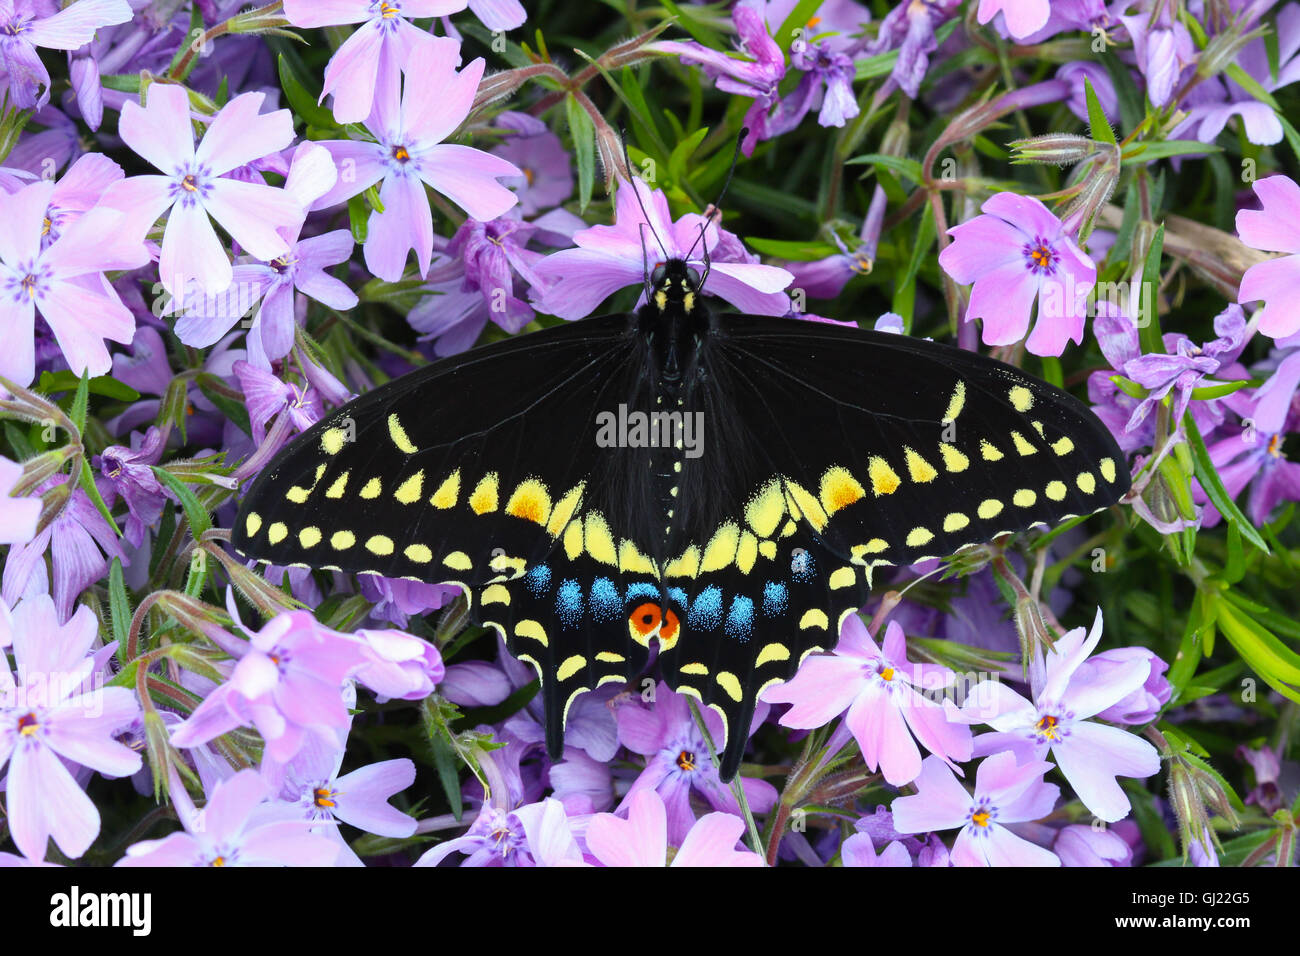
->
(618, 539), (657, 575)
(515, 619), (547, 645)
(443, 550), (472, 571)
(1045, 480), (1067, 501)
(943, 512), (970, 532)
(547, 482), (584, 536)
(320, 427), (347, 455)
(715, 671), (743, 702)
(758, 540), (777, 560)
(800, 609), (829, 630)
(851, 539), (889, 563)
(939, 443), (969, 472)
(1099, 457), (1118, 483)
(469, 473), (499, 514)
(557, 655), (586, 682)
(819, 466), (865, 514)
(978, 499), (1003, 519)
(1077, 471), (1096, 494)
(596, 651), (625, 664)
(666, 545), (700, 579)
(430, 470), (460, 509)
(905, 447), (938, 483)
(906, 527), (934, 547)
(245, 513), (262, 536)
(1052, 436), (1075, 456)
(701, 522), (740, 572)
(1013, 488), (1037, 508)
(829, 566), (856, 590)
(680, 662), (709, 676)
(563, 520), (583, 560)
(299, 527), (322, 548)
(481, 584), (510, 605)
(1009, 385), (1034, 412)
(745, 479), (785, 537)
(360, 477), (382, 499)
(736, 531), (758, 574)
(868, 456), (902, 496)
(755, 643), (790, 667)
(286, 486), (310, 504)
(980, 440), (1004, 461)
(394, 470), (424, 504)
(366, 534), (394, 555)
(325, 472), (349, 498)
(1010, 431), (1037, 456)
(267, 522), (287, 544)
(506, 478), (552, 525)
(331, 530), (355, 550)
(584, 512), (617, 565)
(944, 380), (966, 422)
(387, 414), (418, 454)
(404, 544), (432, 563)
(784, 480), (828, 532)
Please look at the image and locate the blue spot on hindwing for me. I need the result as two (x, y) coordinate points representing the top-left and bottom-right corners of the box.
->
(762, 581), (788, 617)
(667, 587), (687, 610)
(688, 585), (722, 630)
(791, 548), (815, 583)
(626, 582), (659, 604)
(524, 564), (552, 597)
(556, 579), (583, 629)
(590, 577), (620, 622)
(726, 595), (755, 642)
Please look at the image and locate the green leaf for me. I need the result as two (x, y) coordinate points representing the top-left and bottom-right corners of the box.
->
(1121, 140), (1220, 164)
(1038, 355), (1063, 389)
(845, 152), (925, 184)
(347, 194), (369, 244)
(667, 126), (709, 187)
(277, 53), (337, 130)
(1184, 413), (1270, 553)
(1109, 374), (1147, 400)
(69, 369), (90, 436)
(35, 370), (140, 402)
(1226, 62), (1280, 110)
(79, 459), (122, 537)
(1215, 599), (1300, 704)
(109, 557), (132, 652)
(892, 206), (935, 323)
(776, 0), (825, 53)
(565, 94), (595, 212)
(1189, 380), (1249, 400)
(152, 466), (214, 538)
(1084, 76), (1116, 145)
(1137, 222), (1165, 355)
(744, 237), (841, 260)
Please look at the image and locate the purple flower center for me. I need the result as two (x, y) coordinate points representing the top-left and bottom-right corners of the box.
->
(16, 711), (39, 736)
(966, 796), (998, 836)
(313, 786), (337, 809)
(2, 17), (30, 37)
(270, 255), (294, 275)
(1032, 707), (1074, 744)
(171, 164), (213, 208)
(6, 262), (50, 304)
(1022, 236), (1060, 275)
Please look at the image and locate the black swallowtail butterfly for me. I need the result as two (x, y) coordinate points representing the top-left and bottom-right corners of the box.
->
(232, 255), (1128, 781)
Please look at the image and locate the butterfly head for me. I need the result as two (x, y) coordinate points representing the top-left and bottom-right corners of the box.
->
(649, 258), (703, 315)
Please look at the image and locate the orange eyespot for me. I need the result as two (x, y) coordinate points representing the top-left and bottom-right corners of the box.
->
(630, 602), (662, 636)
(661, 608), (680, 643)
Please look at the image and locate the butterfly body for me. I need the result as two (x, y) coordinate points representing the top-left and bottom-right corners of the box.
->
(233, 258), (1129, 780)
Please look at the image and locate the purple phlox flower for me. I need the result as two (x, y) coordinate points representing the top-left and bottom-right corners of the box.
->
(1057, 60), (1119, 123)
(175, 142), (357, 368)
(0, 177), (147, 385)
(867, 0), (960, 99)
(101, 84), (300, 296)
(785, 185), (886, 298)
(586, 788), (764, 867)
(762, 617), (973, 786)
(312, 37), (521, 281)
(1173, 5), (1300, 146)
(490, 111), (573, 216)
(7, 105), (82, 180)
(416, 748), (584, 867)
(976, 0), (1051, 39)
(281, 745), (418, 866)
(357, 573), (458, 629)
(170, 610), (370, 764)
(2, 474), (126, 623)
(1195, 351), (1300, 526)
(891, 751), (1062, 866)
(841, 830), (913, 866)
(1077, 646), (1171, 725)
(234, 359), (323, 446)
(282, 0), (467, 124)
(39, 151), (124, 247)
(1053, 822), (1134, 866)
(1119, 8), (1196, 107)
(0, 0), (132, 109)
(0, 455), (39, 545)
(117, 768), (340, 866)
(954, 609), (1162, 822)
(652, 4), (786, 155)
(1012, 0), (1109, 44)
(351, 627), (444, 701)
(1103, 301), (1247, 435)
(440, 659), (513, 706)
(1237, 175), (1300, 338)
(938, 192), (1096, 356)
(534, 177), (793, 319)
(1237, 743), (1283, 814)
(548, 746), (615, 814)
(94, 425), (166, 548)
(0, 594), (141, 861)
(616, 680), (777, 844)
(1189, 825), (1220, 866)
(770, 35), (859, 132)
(407, 214), (551, 356)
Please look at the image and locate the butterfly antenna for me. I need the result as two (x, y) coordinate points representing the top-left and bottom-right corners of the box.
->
(687, 126), (749, 286)
(620, 127), (669, 263)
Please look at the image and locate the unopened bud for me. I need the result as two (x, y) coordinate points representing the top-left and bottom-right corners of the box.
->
(1010, 133), (1098, 166)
